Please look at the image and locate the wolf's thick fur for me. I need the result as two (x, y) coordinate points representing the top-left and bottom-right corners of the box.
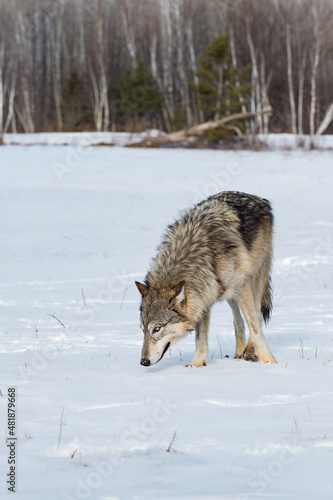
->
(136, 191), (276, 367)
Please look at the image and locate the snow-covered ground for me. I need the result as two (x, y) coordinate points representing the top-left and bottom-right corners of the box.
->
(0, 143), (333, 500)
(258, 133), (333, 150)
(3, 131), (333, 150)
(2, 130), (161, 147)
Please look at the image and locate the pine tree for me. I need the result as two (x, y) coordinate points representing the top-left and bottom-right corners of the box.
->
(120, 62), (164, 125)
(61, 68), (90, 131)
(191, 34), (251, 126)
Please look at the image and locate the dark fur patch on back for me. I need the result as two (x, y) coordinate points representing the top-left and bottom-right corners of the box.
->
(204, 191), (273, 250)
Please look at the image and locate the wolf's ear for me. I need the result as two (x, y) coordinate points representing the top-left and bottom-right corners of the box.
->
(135, 281), (149, 297)
(168, 280), (186, 310)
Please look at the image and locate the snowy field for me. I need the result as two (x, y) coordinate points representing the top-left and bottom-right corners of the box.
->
(0, 142), (333, 500)
(3, 131), (333, 150)
(2, 131), (160, 147)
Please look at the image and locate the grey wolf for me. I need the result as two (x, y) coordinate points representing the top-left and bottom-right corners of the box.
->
(135, 191), (277, 367)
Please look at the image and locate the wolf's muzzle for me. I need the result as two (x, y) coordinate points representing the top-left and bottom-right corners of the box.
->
(140, 358), (151, 366)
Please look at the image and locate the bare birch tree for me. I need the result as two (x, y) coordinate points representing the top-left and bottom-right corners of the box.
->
(229, 24), (247, 115)
(260, 54), (272, 134)
(297, 51), (307, 135)
(286, 23), (297, 134)
(88, 0), (109, 132)
(309, 6), (321, 144)
(15, 13), (35, 133)
(246, 17), (263, 133)
(119, 0), (137, 68)
(148, 4), (172, 130)
(160, 0), (174, 120)
(186, 17), (204, 123)
(316, 102), (333, 136)
(49, 0), (65, 131)
(174, 0), (192, 125)
(3, 59), (17, 135)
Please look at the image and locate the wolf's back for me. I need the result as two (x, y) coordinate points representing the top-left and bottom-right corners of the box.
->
(146, 191), (273, 293)
(196, 191), (273, 249)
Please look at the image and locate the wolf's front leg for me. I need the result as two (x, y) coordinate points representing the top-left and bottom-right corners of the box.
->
(187, 311), (210, 367)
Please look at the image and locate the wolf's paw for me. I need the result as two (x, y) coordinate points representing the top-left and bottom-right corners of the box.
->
(259, 354), (277, 364)
(241, 344), (259, 362)
(185, 361), (207, 367)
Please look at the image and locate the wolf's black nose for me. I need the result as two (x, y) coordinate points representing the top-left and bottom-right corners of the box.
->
(140, 358), (151, 366)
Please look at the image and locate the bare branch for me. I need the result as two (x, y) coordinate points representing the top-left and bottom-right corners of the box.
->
(47, 313), (66, 328)
(316, 102), (333, 136)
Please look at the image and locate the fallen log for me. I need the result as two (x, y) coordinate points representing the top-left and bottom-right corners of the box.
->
(129, 107), (273, 148)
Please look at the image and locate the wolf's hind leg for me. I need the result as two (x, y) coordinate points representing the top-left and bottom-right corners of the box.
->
(237, 266), (267, 362)
(188, 311), (210, 367)
(228, 299), (246, 358)
(239, 283), (277, 364)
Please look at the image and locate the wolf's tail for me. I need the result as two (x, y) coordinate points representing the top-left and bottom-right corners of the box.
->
(261, 276), (273, 325)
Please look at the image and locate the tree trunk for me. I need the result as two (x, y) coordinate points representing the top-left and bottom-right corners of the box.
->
(150, 31), (172, 131)
(246, 17), (262, 134)
(186, 19), (204, 123)
(17, 16), (35, 133)
(297, 51), (306, 135)
(174, 0), (192, 126)
(120, 0), (137, 67)
(260, 53), (272, 135)
(88, 0), (110, 132)
(316, 102), (333, 136)
(78, 1), (86, 65)
(310, 6), (321, 144)
(229, 24), (247, 114)
(89, 64), (103, 132)
(160, 0), (174, 120)
(310, 39), (320, 141)
(97, 1), (109, 132)
(50, 0), (64, 131)
(3, 64), (17, 134)
(215, 63), (224, 120)
(286, 23), (297, 134)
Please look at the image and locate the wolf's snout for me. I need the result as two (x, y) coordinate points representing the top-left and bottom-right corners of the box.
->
(140, 358), (151, 366)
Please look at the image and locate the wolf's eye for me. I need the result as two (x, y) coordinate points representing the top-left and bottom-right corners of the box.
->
(153, 326), (161, 334)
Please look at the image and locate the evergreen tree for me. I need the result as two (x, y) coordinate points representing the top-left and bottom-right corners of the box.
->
(120, 62), (164, 124)
(61, 68), (90, 131)
(191, 34), (251, 125)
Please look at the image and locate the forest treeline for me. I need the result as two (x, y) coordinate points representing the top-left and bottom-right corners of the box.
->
(0, 0), (333, 136)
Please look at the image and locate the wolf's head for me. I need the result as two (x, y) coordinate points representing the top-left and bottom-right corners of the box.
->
(135, 280), (194, 366)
